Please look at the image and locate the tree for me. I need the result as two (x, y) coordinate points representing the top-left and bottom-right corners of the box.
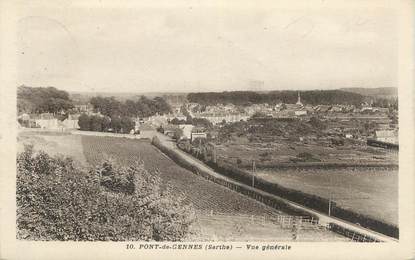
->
(90, 115), (103, 132)
(192, 118), (213, 128)
(78, 114), (91, 131)
(170, 118), (186, 125)
(101, 116), (111, 131)
(173, 128), (184, 141)
(186, 90), (365, 106)
(120, 116), (135, 133)
(111, 116), (122, 133)
(17, 85), (74, 114)
(89, 96), (172, 118)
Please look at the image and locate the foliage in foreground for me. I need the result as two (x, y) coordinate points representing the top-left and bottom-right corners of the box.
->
(16, 145), (195, 241)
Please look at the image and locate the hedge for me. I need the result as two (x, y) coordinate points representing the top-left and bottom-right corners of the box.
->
(328, 223), (380, 242)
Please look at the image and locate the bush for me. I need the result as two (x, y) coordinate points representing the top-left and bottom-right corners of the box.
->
(98, 160), (136, 194)
(16, 145), (194, 241)
(78, 113), (91, 131)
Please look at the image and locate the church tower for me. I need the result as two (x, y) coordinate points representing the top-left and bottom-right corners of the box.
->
(296, 92), (303, 106)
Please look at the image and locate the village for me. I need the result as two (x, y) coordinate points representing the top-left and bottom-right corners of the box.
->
(17, 91), (399, 148)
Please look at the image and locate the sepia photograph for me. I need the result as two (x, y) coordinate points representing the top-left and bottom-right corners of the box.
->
(1, 0), (414, 259)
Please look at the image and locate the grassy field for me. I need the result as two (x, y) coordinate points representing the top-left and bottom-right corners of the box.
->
(216, 141), (398, 166)
(17, 131), (87, 165)
(17, 131), (348, 241)
(215, 141), (398, 226)
(256, 169), (398, 226)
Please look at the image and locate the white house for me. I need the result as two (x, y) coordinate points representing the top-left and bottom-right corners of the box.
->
(375, 130), (398, 144)
(179, 124), (194, 140)
(295, 110), (307, 116)
(35, 114), (60, 129)
(191, 132), (207, 141)
(62, 114), (80, 129)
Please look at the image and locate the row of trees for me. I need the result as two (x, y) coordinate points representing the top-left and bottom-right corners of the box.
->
(187, 90), (366, 106)
(169, 117), (213, 128)
(90, 96), (171, 118)
(78, 114), (135, 133)
(17, 85), (74, 114)
(372, 97), (398, 110)
(17, 85), (173, 117)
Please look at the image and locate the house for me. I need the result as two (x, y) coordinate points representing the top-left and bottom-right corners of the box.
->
(330, 106), (343, 113)
(62, 114), (80, 129)
(375, 130), (398, 144)
(17, 113), (35, 128)
(295, 110), (307, 116)
(361, 106), (373, 112)
(314, 105), (332, 113)
(179, 124), (194, 140)
(162, 124), (180, 138)
(191, 127), (207, 142)
(34, 113), (59, 129)
(304, 105), (315, 114)
(193, 112), (249, 125)
(191, 132), (207, 142)
(373, 107), (389, 114)
(74, 103), (94, 113)
(18, 113), (30, 121)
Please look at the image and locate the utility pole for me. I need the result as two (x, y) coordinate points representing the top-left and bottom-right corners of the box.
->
(252, 160), (256, 187)
(328, 197), (331, 217)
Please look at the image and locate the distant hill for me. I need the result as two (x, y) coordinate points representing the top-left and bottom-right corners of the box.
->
(340, 87), (397, 98)
(65, 87), (398, 107)
(187, 90), (366, 106)
(69, 91), (187, 105)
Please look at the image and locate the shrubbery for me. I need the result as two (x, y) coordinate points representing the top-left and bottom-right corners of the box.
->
(16, 145), (194, 241)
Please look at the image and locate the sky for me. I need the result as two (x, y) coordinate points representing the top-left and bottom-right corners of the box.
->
(16, 1), (398, 93)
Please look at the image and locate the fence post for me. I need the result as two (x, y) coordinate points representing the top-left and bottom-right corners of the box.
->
(292, 217), (298, 241)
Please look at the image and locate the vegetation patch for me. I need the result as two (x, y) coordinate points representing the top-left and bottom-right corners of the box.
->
(16, 145), (194, 241)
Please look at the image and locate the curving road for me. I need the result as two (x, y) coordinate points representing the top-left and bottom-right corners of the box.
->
(153, 131), (398, 243)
